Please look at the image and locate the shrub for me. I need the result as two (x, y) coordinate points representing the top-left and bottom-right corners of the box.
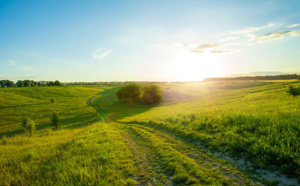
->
(287, 85), (300, 96)
(141, 85), (163, 104)
(117, 83), (141, 102)
(22, 118), (36, 137)
(51, 98), (55, 103)
(1, 135), (7, 145)
(51, 111), (60, 129)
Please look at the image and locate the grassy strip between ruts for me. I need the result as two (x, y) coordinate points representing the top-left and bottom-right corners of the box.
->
(115, 122), (260, 185)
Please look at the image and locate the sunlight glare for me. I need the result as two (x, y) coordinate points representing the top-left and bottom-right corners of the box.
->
(169, 51), (222, 81)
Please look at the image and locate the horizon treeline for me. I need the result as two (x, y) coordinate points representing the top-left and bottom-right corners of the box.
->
(0, 80), (63, 88)
(204, 74), (300, 81)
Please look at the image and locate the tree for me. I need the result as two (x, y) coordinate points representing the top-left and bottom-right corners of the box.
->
(51, 111), (60, 129)
(0, 80), (14, 87)
(16, 80), (23, 87)
(54, 80), (62, 86)
(23, 80), (31, 87)
(117, 83), (141, 102)
(22, 118), (36, 137)
(141, 85), (163, 104)
(287, 85), (300, 96)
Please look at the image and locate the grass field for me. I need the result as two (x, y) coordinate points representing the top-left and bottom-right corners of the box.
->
(0, 80), (299, 185)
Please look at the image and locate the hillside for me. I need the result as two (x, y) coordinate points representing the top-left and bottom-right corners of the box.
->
(0, 81), (299, 185)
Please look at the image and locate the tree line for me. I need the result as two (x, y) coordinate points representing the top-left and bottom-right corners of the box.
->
(204, 74), (300, 81)
(0, 80), (63, 88)
(65, 81), (169, 86)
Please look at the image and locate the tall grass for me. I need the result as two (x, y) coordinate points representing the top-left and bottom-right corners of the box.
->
(0, 123), (140, 185)
(120, 81), (300, 178)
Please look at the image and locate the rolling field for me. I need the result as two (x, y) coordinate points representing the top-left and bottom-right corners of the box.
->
(0, 80), (300, 185)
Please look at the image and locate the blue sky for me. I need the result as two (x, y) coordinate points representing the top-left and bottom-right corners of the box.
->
(1, 0), (300, 82)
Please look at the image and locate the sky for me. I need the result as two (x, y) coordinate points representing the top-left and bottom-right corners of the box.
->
(1, 0), (300, 82)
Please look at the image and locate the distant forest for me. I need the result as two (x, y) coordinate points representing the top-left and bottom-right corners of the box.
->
(1, 74), (299, 88)
(0, 80), (166, 88)
(0, 80), (63, 88)
(204, 74), (300, 81)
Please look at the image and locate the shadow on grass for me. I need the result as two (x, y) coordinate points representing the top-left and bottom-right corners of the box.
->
(89, 86), (156, 122)
(1, 113), (99, 137)
(0, 102), (50, 109)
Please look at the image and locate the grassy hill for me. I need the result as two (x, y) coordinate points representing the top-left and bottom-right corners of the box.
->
(0, 81), (299, 185)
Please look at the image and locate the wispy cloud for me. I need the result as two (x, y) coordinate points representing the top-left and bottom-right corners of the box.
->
(190, 50), (205, 53)
(232, 23), (300, 45)
(286, 23), (300, 28)
(210, 49), (237, 54)
(8, 60), (16, 66)
(182, 42), (237, 54)
(291, 31), (300, 36)
(236, 23), (275, 34)
(197, 43), (220, 50)
(92, 47), (113, 60)
(179, 23), (300, 55)
(250, 30), (293, 43)
(21, 66), (35, 72)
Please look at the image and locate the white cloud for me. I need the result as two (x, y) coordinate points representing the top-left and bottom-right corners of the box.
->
(286, 23), (300, 28)
(236, 23), (275, 34)
(291, 31), (300, 36)
(183, 42), (238, 55)
(92, 47), (113, 60)
(197, 43), (220, 49)
(8, 60), (16, 66)
(190, 49), (205, 53)
(181, 23), (300, 55)
(249, 30), (299, 44)
(210, 49), (238, 54)
(21, 66), (35, 72)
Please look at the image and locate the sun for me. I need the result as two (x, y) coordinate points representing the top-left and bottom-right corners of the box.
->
(169, 50), (222, 81)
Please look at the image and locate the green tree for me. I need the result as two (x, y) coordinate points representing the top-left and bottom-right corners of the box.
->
(51, 111), (60, 129)
(287, 85), (300, 96)
(16, 80), (23, 87)
(23, 80), (30, 87)
(117, 83), (141, 102)
(141, 85), (163, 104)
(22, 118), (36, 137)
(54, 80), (62, 86)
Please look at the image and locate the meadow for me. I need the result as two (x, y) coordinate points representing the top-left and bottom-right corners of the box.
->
(0, 80), (299, 185)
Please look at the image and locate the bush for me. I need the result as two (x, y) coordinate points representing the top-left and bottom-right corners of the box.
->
(117, 83), (141, 102)
(141, 85), (163, 104)
(287, 85), (300, 96)
(51, 111), (60, 129)
(22, 118), (36, 137)
(1, 135), (7, 145)
(51, 98), (55, 103)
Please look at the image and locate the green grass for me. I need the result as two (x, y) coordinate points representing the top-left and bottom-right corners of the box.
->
(119, 81), (300, 180)
(1, 81), (299, 185)
(0, 123), (142, 185)
(0, 86), (108, 136)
